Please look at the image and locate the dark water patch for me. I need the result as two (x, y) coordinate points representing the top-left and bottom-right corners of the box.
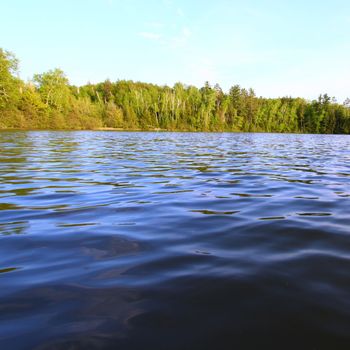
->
(1, 131), (350, 349)
(297, 212), (332, 217)
(0, 267), (18, 274)
(259, 216), (286, 221)
(231, 192), (273, 198)
(0, 203), (21, 210)
(190, 209), (239, 215)
(294, 195), (319, 200)
(57, 222), (98, 228)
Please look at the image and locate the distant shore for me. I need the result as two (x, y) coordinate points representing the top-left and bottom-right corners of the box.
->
(1, 48), (350, 135)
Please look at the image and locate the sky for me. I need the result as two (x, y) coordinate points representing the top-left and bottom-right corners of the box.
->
(1, 0), (349, 101)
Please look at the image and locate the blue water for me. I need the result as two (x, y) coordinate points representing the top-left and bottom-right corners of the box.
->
(1, 131), (350, 349)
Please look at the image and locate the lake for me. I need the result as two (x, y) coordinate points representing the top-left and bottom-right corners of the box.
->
(1, 131), (350, 349)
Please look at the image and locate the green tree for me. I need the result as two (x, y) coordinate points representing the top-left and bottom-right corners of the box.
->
(0, 49), (20, 110)
(33, 69), (71, 112)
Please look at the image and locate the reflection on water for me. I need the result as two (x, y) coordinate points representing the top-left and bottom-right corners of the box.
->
(1, 131), (350, 349)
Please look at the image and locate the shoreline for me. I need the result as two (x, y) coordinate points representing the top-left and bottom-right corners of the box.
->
(0, 128), (347, 135)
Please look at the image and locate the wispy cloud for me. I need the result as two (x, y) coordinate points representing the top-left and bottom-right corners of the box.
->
(138, 25), (192, 48)
(187, 57), (219, 86)
(182, 26), (191, 38)
(146, 21), (164, 29)
(138, 32), (162, 40)
(166, 26), (192, 48)
(177, 8), (184, 17)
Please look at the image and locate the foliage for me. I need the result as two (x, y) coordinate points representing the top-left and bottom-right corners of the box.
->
(0, 49), (20, 111)
(1, 48), (350, 133)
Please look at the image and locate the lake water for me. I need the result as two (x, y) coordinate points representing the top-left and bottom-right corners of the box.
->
(1, 131), (350, 349)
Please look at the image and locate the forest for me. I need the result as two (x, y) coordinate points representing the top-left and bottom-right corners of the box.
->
(1, 48), (350, 133)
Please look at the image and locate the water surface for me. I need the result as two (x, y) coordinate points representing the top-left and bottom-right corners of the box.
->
(1, 131), (350, 349)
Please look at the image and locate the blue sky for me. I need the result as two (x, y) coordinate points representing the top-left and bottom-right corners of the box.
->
(1, 0), (349, 101)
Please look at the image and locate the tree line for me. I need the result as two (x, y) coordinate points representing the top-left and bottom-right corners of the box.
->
(1, 48), (350, 133)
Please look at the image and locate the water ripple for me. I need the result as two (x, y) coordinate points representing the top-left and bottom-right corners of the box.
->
(1, 131), (350, 349)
